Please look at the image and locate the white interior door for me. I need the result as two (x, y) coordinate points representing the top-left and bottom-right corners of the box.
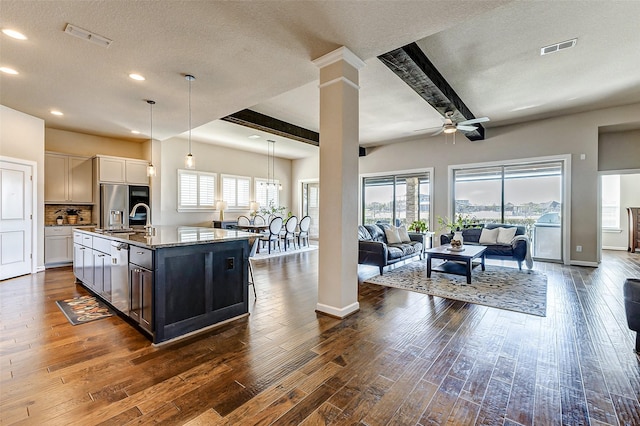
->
(0, 160), (33, 280)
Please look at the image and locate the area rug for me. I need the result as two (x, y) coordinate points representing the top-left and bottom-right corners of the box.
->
(56, 295), (113, 325)
(364, 260), (547, 317)
(253, 244), (318, 260)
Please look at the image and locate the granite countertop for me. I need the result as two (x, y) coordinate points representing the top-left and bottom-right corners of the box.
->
(46, 223), (96, 227)
(73, 226), (255, 249)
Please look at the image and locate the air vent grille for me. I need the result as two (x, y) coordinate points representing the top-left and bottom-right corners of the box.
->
(64, 24), (112, 48)
(540, 38), (577, 56)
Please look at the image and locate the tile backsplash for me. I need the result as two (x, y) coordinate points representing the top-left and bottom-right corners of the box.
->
(45, 205), (93, 225)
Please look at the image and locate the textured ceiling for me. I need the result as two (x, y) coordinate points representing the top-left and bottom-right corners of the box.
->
(1, 1), (639, 159)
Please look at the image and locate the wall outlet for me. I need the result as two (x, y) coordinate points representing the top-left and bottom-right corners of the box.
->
(576, 245), (583, 252)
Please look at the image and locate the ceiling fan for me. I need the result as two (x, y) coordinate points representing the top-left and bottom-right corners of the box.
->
(429, 111), (490, 136)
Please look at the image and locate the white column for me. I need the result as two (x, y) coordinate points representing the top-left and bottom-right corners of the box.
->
(313, 47), (365, 318)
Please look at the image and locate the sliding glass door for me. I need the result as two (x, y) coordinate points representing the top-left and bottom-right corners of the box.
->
(362, 173), (430, 227)
(454, 161), (563, 261)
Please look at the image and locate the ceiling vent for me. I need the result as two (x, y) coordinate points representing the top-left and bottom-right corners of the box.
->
(540, 38), (577, 56)
(64, 24), (112, 48)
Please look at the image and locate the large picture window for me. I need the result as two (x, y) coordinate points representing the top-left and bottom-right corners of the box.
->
(221, 174), (250, 209)
(453, 160), (563, 260)
(601, 174), (620, 229)
(178, 169), (216, 210)
(362, 172), (430, 227)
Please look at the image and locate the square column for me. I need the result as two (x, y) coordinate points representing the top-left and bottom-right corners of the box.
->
(313, 47), (365, 318)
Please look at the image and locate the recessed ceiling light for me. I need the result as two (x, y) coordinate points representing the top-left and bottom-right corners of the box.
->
(2, 29), (27, 40)
(0, 67), (18, 75)
(129, 73), (145, 81)
(131, 130), (140, 134)
(248, 135), (261, 139)
(50, 110), (64, 116)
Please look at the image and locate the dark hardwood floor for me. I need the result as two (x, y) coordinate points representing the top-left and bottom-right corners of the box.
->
(1, 250), (640, 425)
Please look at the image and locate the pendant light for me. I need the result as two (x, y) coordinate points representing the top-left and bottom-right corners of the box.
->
(146, 100), (156, 177)
(185, 74), (196, 169)
(263, 139), (282, 191)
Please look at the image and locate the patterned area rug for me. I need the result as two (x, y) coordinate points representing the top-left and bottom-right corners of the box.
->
(56, 295), (113, 325)
(364, 260), (547, 317)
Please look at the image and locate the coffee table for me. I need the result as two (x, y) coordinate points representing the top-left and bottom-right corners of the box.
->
(425, 245), (487, 284)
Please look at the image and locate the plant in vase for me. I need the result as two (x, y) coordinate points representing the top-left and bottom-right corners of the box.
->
(258, 200), (286, 218)
(437, 214), (478, 248)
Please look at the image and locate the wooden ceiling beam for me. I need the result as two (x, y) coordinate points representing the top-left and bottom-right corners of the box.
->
(221, 109), (368, 156)
(378, 42), (485, 141)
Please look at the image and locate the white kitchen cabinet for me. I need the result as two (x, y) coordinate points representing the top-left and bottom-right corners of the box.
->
(45, 153), (93, 203)
(46, 226), (93, 266)
(95, 155), (149, 185)
(125, 160), (149, 184)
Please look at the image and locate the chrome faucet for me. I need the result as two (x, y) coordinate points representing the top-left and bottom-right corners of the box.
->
(129, 203), (154, 235)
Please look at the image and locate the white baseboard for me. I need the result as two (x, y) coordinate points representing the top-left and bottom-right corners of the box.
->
(316, 302), (360, 319)
(602, 246), (627, 251)
(569, 260), (599, 267)
(35, 266), (46, 273)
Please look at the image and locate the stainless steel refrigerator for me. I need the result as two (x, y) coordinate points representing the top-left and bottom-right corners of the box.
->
(100, 184), (129, 230)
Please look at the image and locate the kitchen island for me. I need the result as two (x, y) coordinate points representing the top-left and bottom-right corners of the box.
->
(72, 226), (256, 344)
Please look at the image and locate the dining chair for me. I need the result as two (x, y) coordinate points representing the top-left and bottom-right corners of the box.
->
(248, 237), (259, 299)
(253, 215), (266, 226)
(281, 215), (298, 251)
(296, 215), (311, 248)
(237, 215), (251, 227)
(259, 216), (283, 253)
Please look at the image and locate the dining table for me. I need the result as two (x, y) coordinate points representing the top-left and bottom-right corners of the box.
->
(236, 224), (269, 233)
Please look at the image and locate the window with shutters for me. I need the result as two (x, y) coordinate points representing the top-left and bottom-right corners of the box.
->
(221, 174), (250, 209)
(178, 169), (216, 211)
(255, 178), (279, 210)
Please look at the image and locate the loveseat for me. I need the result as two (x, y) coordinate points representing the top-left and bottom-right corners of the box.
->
(358, 223), (423, 274)
(440, 223), (530, 270)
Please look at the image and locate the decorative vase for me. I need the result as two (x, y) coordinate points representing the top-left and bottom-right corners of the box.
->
(67, 215), (78, 225)
(451, 230), (464, 248)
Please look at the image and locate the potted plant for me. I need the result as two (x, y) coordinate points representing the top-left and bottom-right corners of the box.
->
(408, 220), (428, 233)
(56, 208), (82, 225)
(259, 200), (286, 217)
(55, 215), (64, 225)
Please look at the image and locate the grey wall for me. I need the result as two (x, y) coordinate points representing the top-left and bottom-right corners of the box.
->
(355, 102), (640, 265)
(598, 129), (640, 172)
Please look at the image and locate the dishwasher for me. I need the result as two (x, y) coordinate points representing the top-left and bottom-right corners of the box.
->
(110, 241), (130, 313)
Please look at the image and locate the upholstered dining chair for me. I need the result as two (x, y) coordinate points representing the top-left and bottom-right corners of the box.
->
(259, 216), (283, 253)
(281, 215), (298, 251)
(253, 215), (266, 226)
(237, 215), (251, 227)
(296, 215), (311, 248)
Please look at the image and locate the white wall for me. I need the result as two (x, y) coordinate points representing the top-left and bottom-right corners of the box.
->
(602, 173), (640, 250)
(159, 137), (292, 227)
(291, 153), (319, 216)
(0, 105), (45, 268)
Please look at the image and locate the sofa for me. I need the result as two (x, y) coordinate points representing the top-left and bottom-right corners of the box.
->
(358, 223), (423, 274)
(440, 223), (529, 270)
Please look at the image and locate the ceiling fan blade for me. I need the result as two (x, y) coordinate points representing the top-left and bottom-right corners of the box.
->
(458, 116), (490, 126)
(457, 125), (478, 132)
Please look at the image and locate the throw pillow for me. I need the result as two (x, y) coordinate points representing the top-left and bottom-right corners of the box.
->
(398, 225), (411, 243)
(479, 227), (499, 245)
(384, 227), (403, 244)
(497, 227), (518, 244)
